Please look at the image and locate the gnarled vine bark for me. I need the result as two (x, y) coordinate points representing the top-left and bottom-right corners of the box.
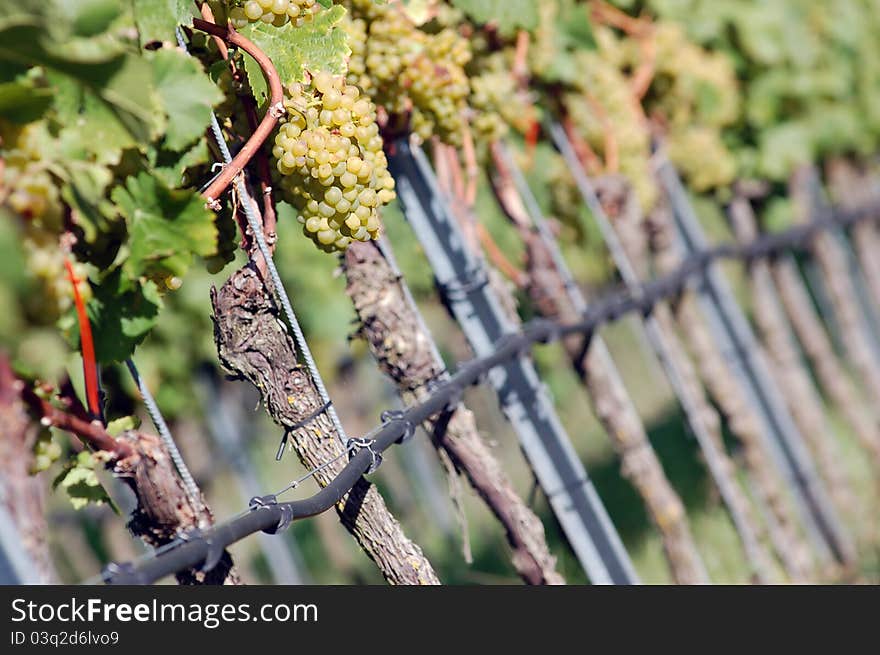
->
(211, 264), (440, 585)
(343, 240), (563, 585)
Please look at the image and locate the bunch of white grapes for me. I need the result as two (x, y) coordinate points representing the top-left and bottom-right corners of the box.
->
(565, 49), (658, 211)
(2, 122), (92, 318)
(272, 72), (395, 251)
(342, 0), (472, 145)
(229, 0), (319, 28)
(470, 52), (534, 146)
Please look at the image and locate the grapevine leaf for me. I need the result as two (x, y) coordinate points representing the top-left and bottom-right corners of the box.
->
(756, 121), (814, 181)
(132, 0), (195, 47)
(52, 451), (112, 510)
(0, 23), (161, 143)
(451, 0), (538, 35)
(151, 49), (223, 151)
(0, 0), (43, 32)
(239, 5), (350, 101)
(149, 138), (210, 189)
(0, 79), (52, 123)
(59, 161), (118, 243)
(106, 415), (139, 436)
(55, 0), (121, 38)
(51, 73), (140, 165)
(555, 0), (595, 50)
(112, 173), (217, 280)
(74, 270), (163, 363)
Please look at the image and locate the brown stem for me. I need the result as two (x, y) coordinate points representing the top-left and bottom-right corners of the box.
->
(461, 125), (479, 208)
(585, 93), (619, 173)
(474, 222), (527, 288)
(563, 117), (603, 176)
(827, 159), (880, 323)
(192, 17), (284, 208)
(0, 354), (57, 582)
(200, 3), (278, 254)
(19, 386), (131, 458)
(343, 240), (563, 584)
(644, 188), (815, 582)
(791, 166), (880, 405)
(729, 195), (857, 520)
(14, 371), (239, 584)
(590, 176), (779, 584)
(590, 0), (651, 36)
(631, 32), (656, 101)
(489, 150), (709, 584)
(771, 260), (880, 472)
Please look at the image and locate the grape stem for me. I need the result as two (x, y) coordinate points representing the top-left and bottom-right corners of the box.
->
(19, 382), (132, 458)
(435, 143), (527, 287)
(198, 3), (277, 255)
(191, 17), (284, 208)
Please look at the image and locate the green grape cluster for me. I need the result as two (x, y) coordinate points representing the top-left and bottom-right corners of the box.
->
(342, 0), (472, 145)
(632, 0), (880, 182)
(2, 122), (91, 318)
(666, 127), (737, 194)
(272, 71), (395, 252)
(404, 27), (471, 143)
(31, 433), (62, 473)
(229, 0), (318, 28)
(469, 52), (534, 146)
(565, 48), (657, 211)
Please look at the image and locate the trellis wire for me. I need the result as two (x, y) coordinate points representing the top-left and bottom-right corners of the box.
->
(496, 142), (718, 581)
(391, 139), (638, 584)
(657, 154), (852, 564)
(177, 26), (348, 447)
(99, 159), (880, 585)
(125, 358), (202, 513)
(542, 128), (776, 579)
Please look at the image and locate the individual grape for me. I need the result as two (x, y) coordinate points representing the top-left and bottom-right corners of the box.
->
(272, 72), (394, 252)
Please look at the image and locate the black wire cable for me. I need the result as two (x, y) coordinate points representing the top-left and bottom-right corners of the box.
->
(102, 200), (878, 585)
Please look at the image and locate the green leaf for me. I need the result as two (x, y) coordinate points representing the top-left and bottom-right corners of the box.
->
(51, 73), (141, 165)
(77, 270), (163, 363)
(0, 79), (52, 122)
(59, 161), (118, 242)
(756, 121), (814, 181)
(106, 415), (139, 436)
(239, 4), (350, 101)
(0, 22), (161, 144)
(52, 451), (112, 510)
(149, 138), (210, 189)
(451, 0), (538, 35)
(0, 0), (44, 31)
(151, 49), (223, 151)
(56, 0), (121, 37)
(132, 0), (195, 47)
(112, 173), (217, 280)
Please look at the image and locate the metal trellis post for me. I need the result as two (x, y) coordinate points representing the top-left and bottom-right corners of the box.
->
(387, 137), (639, 585)
(546, 124), (775, 577)
(655, 158), (853, 565)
